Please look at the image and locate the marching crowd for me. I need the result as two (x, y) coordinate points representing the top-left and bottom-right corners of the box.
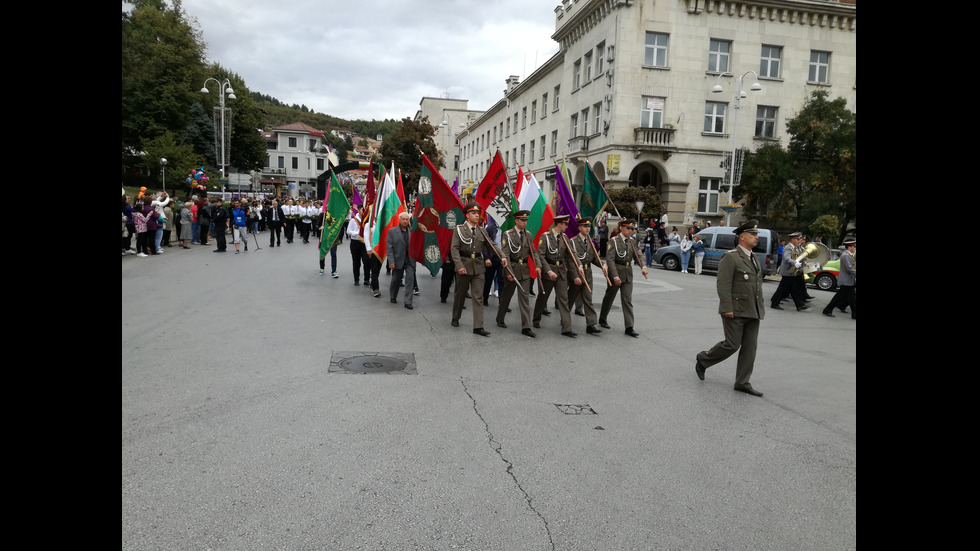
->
(124, 191), (853, 398)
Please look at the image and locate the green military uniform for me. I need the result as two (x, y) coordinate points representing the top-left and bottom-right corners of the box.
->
(533, 219), (576, 335)
(450, 219), (490, 331)
(497, 223), (542, 332)
(567, 222), (605, 333)
(696, 220), (766, 395)
(599, 225), (643, 332)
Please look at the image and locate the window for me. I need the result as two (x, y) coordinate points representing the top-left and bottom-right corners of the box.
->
(644, 32), (668, 67)
(698, 178), (721, 213)
(277, 156), (284, 168)
(540, 135), (546, 159)
(554, 85), (560, 111)
(760, 45), (781, 79)
(528, 141), (535, 164)
(708, 39), (731, 73)
(506, 118), (510, 137)
(704, 102), (726, 134)
(641, 96), (665, 128)
(809, 51), (830, 84)
(513, 147), (518, 166)
(317, 158), (324, 171)
(505, 151), (509, 167)
(594, 102), (602, 133)
(571, 114), (579, 138)
(573, 59), (582, 89)
(500, 122), (504, 139)
(581, 107), (590, 136)
(514, 113), (519, 132)
(309, 139), (317, 152)
(531, 101), (537, 124)
(584, 51), (593, 82)
(291, 157), (298, 169)
(541, 93), (548, 118)
(522, 107), (527, 128)
(551, 130), (558, 156)
(288, 137), (297, 148)
(493, 127), (497, 143)
(755, 106), (778, 138)
(595, 42), (605, 78)
(267, 141), (276, 150)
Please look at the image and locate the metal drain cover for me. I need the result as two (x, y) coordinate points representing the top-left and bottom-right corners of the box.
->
(329, 351), (417, 375)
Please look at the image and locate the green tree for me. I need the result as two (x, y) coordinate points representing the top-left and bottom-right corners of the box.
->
(183, 102), (217, 167)
(141, 131), (204, 197)
(741, 90), (856, 238)
(122, 0), (207, 186)
(606, 186), (664, 224)
(378, 117), (443, 197)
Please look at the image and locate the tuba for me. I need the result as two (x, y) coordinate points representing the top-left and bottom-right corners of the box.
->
(791, 242), (831, 280)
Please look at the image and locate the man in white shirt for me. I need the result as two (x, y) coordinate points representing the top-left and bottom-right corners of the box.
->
(346, 208), (369, 286)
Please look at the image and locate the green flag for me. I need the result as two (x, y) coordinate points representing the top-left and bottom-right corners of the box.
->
(578, 161), (608, 231)
(319, 170), (350, 258)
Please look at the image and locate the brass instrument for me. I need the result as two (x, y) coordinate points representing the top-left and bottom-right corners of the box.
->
(791, 242), (831, 281)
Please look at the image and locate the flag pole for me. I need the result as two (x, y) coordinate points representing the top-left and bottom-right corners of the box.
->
(560, 232), (591, 294)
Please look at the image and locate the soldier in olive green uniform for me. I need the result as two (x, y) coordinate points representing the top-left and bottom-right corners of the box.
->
(496, 210), (543, 338)
(450, 202), (502, 336)
(566, 217), (608, 336)
(533, 215), (581, 338)
(599, 220), (648, 337)
(695, 219), (766, 397)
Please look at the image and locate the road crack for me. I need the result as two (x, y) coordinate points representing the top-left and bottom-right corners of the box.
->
(461, 377), (555, 551)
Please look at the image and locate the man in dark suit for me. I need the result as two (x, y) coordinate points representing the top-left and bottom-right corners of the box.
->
(263, 199), (285, 247)
(386, 212), (416, 309)
(695, 219), (766, 397)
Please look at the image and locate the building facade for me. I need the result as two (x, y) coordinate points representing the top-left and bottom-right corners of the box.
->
(257, 122), (332, 198)
(415, 97), (485, 194)
(454, 0), (856, 227)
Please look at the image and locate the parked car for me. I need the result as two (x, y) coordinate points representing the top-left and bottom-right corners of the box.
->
(808, 259), (841, 291)
(652, 226), (780, 275)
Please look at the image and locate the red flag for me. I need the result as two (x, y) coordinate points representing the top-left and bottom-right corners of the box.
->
(473, 150), (514, 226)
(359, 161), (377, 240)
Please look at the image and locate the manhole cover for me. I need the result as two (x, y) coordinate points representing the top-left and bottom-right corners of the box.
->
(555, 404), (597, 415)
(329, 351), (417, 375)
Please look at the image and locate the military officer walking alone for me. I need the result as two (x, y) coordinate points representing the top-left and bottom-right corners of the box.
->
(695, 220), (766, 397)
(496, 210), (543, 338)
(598, 220), (648, 337)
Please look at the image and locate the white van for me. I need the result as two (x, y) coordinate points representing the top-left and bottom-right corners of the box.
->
(652, 226), (781, 275)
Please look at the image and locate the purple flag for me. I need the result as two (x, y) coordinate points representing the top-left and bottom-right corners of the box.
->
(352, 184), (364, 207)
(451, 176), (459, 197)
(554, 164), (581, 239)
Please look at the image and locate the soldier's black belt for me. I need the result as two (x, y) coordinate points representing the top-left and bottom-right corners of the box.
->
(516, 259), (525, 264)
(616, 261), (632, 266)
(553, 260), (563, 266)
(469, 253), (482, 259)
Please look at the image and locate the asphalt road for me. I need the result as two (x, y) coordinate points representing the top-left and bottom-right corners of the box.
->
(122, 235), (856, 551)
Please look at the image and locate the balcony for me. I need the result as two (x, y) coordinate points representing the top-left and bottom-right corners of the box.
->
(632, 127), (677, 159)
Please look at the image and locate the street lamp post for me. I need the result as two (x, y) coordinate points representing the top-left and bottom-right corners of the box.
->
(712, 70), (762, 226)
(160, 158), (167, 195)
(201, 78), (236, 198)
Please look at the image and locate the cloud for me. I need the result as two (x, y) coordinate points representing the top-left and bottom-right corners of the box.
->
(180, 0), (561, 121)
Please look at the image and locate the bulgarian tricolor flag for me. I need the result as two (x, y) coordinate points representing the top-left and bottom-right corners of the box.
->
(518, 169), (554, 251)
(369, 163), (405, 260)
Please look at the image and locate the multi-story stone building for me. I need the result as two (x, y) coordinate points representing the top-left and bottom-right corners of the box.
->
(452, 0), (856, 227)
(257, 122), (333, 198)
(415, 97), (485, 193)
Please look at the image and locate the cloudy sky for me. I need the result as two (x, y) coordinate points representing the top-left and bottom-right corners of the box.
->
(179, 0), (562, 121)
